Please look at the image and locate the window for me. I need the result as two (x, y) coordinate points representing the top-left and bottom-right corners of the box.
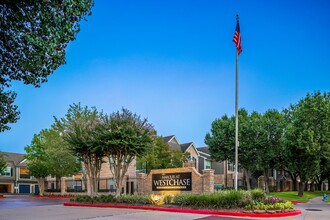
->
(189, 156), (197, 168)
(227, 162), (242, 172)
(205, 160), (211, 169)
(227, 161), (234, 172)
(0, 167), (12, 177)
(19, 168), (31, 179)
(109, 178), (114, 192)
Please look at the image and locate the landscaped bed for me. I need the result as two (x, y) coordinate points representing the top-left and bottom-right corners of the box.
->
(35, 195), (74, 198)
(65, 189), (301, 217)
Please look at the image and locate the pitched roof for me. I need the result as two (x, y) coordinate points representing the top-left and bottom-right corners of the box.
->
(197, 146), (211, 159)
(180, 142), (193, 152)
(162, 135), (182, 152)
(197, 146), (210, 155)
(2, 152), (25, 165)
(162, 135), (175, 143)
(162, 136), (199, 156)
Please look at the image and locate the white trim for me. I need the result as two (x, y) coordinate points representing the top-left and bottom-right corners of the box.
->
(17, 158), (27, 166)
(198, 151), (211, 157)
(168, 135), (180, 145)
(186, 143), (200, 156)
(198, 155), (208, 160)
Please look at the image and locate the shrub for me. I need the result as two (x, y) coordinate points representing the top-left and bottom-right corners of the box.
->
(74, 195), (93, 203)
(163, 194), (174, 204)
(173, 190), (250, 209)
(221, 186), (235, 191)
(45, 189), (61, 193)
(116, 194), (150, 205)
(250, 189), (266, 201)
(269, 186), (278, 192)
(67, 189), (86, 192)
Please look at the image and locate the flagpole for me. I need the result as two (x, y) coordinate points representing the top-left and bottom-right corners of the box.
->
(234, 14), (239, 191)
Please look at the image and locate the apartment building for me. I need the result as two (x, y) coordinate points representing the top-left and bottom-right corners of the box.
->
(0, 152), (39, 194)
(197, 146), (244, 188)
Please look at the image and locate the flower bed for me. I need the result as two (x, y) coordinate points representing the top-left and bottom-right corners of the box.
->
(67, 189), (299, 215)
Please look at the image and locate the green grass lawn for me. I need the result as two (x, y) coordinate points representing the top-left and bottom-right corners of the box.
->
(269, 191), (330, 202)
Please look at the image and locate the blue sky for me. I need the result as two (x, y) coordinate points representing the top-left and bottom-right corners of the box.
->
(1, 0), (330, 153)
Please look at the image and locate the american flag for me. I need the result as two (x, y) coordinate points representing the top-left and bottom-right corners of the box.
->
(233, 19), (242, 55)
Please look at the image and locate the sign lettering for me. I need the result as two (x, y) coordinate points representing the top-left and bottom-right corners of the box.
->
(152, 172), (192, 191)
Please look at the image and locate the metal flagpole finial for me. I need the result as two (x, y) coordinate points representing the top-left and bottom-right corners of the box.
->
(236, 14), (239, 21)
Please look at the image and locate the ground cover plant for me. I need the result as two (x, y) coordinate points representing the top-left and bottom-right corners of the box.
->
(70, 189), (295, 212)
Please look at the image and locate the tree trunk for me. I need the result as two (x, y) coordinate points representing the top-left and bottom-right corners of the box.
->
(318, 181), (322, 191)
(304, 181), (308, 191)
(224, 161), (228, 187)
(310, 181), (315, 192)
(244, 169), (251, 190)
(264, 168), (269, 194)
(328, 176), (330, 191)
(111, 156), (132, 197)
(298, 181), (305, 197)
(37, 177), (45, 196)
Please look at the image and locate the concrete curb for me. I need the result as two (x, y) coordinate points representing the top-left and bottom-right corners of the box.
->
(63, 202), (302, 218)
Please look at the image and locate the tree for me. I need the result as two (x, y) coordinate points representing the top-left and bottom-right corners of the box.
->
(0, 151), (7, 173)
(25, 128), (79, 195)
(205, 109), (259, 189)
(95, 108), (155, 197)
(205, 114), (233, 187)
(137, 136), (189, 174)
(0, 90), (19, 132)
(284, 91), (330, 196)
(55, 103), (104, 197)
(0, 0), (93, 131)
(254, 110), (285, 194)
(238, 110), (259, 190)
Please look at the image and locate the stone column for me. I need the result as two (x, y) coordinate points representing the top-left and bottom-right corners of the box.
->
(136, 173), (147, 195)
(202, 169), (214, 193)
(61, 177), (67, 195)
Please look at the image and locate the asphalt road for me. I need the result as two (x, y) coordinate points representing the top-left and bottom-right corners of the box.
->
(0, 195), (329, 220)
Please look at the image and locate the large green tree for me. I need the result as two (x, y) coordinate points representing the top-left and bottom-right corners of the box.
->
(0, 0), (93, 131)
(55, 103), (104, 197)
(205, 109), (258, 189)
(137, 136), (189, 174)
(284, 91), (330, 196)
(95, 109), (155, 197)
(25, 127), (80, 195)
(205, 114), (234, 187)
(254, 109), (285, 194)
